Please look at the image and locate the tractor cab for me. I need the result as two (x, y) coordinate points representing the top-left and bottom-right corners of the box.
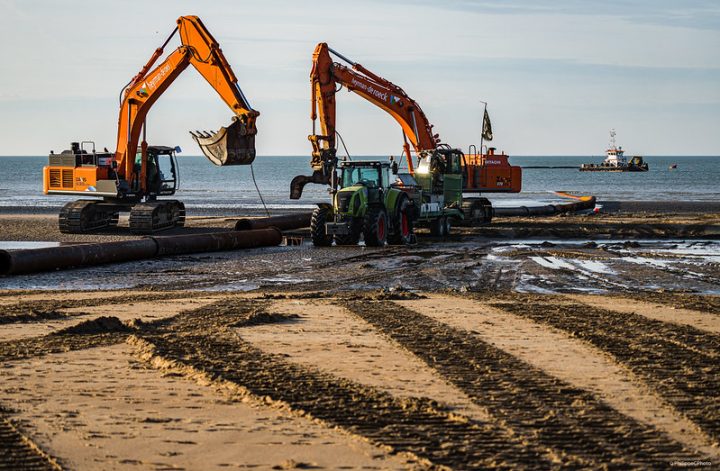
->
(339, 161), (390, 190)
(314, 159), (415, 247)
(413, 148), (463, 206)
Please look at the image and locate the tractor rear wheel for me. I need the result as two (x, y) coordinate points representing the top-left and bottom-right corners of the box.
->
(388, 197), (414, 245)
(310, 207), (333, 247)
(363, 207), (387, 247)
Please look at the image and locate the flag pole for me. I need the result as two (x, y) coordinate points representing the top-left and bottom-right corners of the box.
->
(479, 100), (488, 156)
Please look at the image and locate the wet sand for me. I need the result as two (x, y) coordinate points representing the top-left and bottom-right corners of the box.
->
(0, 206), (719, 469)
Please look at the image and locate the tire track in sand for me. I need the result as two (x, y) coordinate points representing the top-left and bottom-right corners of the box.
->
(134, 298), (556, 469)
(566, 294), (720, 334)
(2, 344), (414, 471)
(240, 299), (492, 421)
(0, 292), (183, 325)
(0, 297), (223, 343)
(343, 299), (699, 468)
(396, 295), (718, 458)
(0, 408), (61, 471)
(0, 331), (128, 364)
(491, 295), (720, 446)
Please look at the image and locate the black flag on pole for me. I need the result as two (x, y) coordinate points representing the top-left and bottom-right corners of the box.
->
(482, 108), (493, 141)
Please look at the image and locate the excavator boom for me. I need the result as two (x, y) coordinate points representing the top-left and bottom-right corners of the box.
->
(292, 42), (439, 199)
(310, 43), (438, 155)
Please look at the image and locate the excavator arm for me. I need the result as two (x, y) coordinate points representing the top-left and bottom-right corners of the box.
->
(291, 42), (440, 199)
(116, 15), (259, 194)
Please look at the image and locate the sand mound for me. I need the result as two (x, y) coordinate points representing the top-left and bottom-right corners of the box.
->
(233, 310), (300, 327)
(54, 316), (132, 335)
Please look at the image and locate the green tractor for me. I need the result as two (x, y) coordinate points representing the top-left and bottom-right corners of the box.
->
(310, 160), (415, 247)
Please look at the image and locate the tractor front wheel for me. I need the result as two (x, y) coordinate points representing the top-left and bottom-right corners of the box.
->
(310, 207), (333, 247)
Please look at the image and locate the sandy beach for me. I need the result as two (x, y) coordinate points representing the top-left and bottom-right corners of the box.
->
(1, 202), (719, 469)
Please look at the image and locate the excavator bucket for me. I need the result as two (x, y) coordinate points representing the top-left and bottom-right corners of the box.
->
(290, 171), (330, 200)
(190, 117), (256, 166)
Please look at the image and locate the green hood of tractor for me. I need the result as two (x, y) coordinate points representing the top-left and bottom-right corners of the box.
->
(334, 185), (367, 216)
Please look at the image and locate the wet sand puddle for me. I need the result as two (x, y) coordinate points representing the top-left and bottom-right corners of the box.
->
(2, 237), (718, 296)
(490, 240), (720, 294)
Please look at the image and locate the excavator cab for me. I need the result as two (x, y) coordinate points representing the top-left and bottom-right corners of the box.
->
(190, 116), (256, 166)
(146, 146), (179, 197)
(131, 146), (179, 197)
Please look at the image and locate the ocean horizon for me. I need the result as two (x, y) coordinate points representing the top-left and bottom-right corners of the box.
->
(1, 156), (718, 214)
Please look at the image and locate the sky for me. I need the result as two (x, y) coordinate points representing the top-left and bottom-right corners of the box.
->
(0, 0), (718, 156)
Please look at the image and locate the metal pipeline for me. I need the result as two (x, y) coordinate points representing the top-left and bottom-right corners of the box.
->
(153, 228), (282, 256)
(493, 196), (596, 217)
(234, 212), (313, 231)
(0, 228), (282, 276)
(0, 240), (159, 276)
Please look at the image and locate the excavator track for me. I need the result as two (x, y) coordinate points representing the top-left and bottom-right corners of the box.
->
(129, 200), (185, 235)
(59, 200), (120, 234)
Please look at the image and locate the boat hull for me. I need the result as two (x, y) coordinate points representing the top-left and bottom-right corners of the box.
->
(579, 165), (648, 172)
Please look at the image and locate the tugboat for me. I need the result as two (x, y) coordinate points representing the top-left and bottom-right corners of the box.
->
(580, 130), (649, 172)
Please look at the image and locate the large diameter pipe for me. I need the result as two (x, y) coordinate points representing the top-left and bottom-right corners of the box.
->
(152, 227), (282, 256)
(0, 228), (282, 276)
(0, 239), (158, 276)
(493, 197), (596, 217)
(235, 212), (312, 231)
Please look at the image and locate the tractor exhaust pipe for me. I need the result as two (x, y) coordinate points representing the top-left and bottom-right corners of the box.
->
(0, 228), (282, 276)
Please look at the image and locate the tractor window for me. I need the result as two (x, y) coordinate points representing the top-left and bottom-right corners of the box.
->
(381, 168), (390, 188)
(448, 154), (461, 174)
(342, 167), (382, 188)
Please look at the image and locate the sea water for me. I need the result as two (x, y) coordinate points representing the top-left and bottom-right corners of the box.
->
(0, 155), (717, 214)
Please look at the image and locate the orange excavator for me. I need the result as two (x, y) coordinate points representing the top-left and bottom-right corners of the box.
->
(43, 16), (259, 234)
(290, 43), (521, 211)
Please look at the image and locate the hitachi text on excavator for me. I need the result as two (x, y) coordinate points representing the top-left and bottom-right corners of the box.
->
(43, 16), (259, 234)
